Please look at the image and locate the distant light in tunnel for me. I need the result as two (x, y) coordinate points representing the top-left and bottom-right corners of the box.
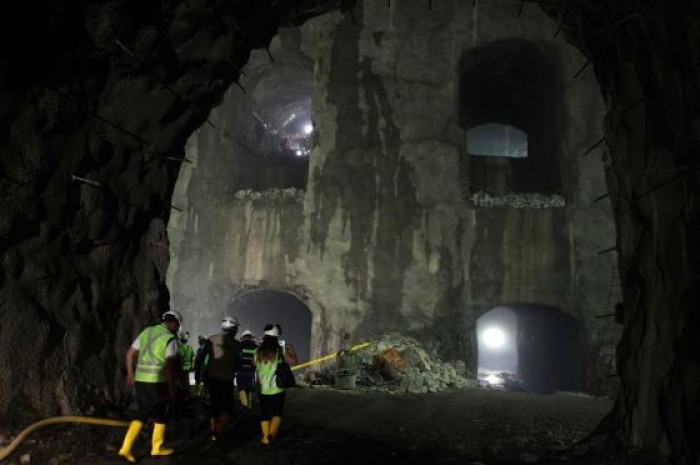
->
(295, 150), (303, 156)
(303, 123), (313, 135)
(485, 374), (504, 385)
(481, 327), (506, 349)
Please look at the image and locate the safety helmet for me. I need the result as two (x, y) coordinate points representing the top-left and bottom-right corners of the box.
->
(221, 316), (240, 332)
(162, 310), (182, 324)
(240, 329), (253, 338)
(263, 326), (280, 337)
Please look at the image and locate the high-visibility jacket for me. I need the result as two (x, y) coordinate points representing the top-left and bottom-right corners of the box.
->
(179, 343), (194, 371)
(135, 324), (176, 383)
(239, 339), (258, 372)
(255, 349), (284, 395)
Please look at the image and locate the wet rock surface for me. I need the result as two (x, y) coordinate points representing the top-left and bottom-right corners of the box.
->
(1, 387), (612, 465)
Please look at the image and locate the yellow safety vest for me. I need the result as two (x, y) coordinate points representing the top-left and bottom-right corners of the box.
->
(255, 351), (284, 395)
(179, 343), (194, 371)
(135, 325), (175, 383)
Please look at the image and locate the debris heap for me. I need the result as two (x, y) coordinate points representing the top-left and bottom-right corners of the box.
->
(301, 333), (479, 394)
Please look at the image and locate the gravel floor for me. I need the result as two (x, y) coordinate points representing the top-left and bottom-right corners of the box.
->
(1, 387), (614, 465)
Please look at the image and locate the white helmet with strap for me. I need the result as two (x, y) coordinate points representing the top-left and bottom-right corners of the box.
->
(162, 310), (182, 324)
(221, 315), (240, 332)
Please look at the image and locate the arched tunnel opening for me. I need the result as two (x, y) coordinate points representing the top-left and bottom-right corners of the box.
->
(166, 27), (316, 321)
(477, 305), (582, 394)
(459, 39), (564, 194)
(226, 290), (312, 365)
(235, 26), (315, 190)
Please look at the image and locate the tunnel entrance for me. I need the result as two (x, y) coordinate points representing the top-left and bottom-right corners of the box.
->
(478, 304), (582, 394)
(459, 39), (564, 195)
(236, 26), (315, 190)
(226, 290), (312, 365)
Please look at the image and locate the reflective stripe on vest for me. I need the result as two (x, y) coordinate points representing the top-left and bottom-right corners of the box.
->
(240, 344), (257, 370)
(135, 325), (174, 383)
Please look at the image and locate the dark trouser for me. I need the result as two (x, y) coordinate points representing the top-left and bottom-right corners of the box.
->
(235, 370), (255, 393)
(206, 378), (235, 417)
(135, 382), (169, 424)
(258, 392), (286, 421)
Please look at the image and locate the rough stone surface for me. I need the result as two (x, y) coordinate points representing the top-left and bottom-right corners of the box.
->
(167, 0), (616, 398)
(1, 0), (699, 463)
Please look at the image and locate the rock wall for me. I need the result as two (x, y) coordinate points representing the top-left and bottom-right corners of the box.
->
(3, 0), (697, 461)
(168, 0), (616, 392)
(298, 1), (615, 388)
(0, 0), (349, 425)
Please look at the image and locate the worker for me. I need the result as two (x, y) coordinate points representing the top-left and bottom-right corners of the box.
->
(177, 331), (194, 395)
(255, 324), (289, 445)
(118, 310), (183, 462)
(203, 315), (242, 441)
(273, 323), (299, 366)
(193, 334), (207, 396)
(236, 329), (258, 409)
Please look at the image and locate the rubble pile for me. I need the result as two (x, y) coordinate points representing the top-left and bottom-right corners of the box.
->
(302, 333), (478, 394)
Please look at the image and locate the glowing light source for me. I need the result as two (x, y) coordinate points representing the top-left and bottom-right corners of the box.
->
(485, 374), (502, 385)
(295, 150), (303, 156)
(303, 123), (313, 135)
(481, 327), (506, 349)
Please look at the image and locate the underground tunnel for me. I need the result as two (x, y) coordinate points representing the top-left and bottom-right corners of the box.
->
(224, 290), (312, 365)
(459, 38), (564, 194)
(477, 305), (583, 394)
(0, 1), (699, 464)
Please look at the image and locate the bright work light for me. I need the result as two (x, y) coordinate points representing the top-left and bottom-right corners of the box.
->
(481, 327), (506, 349)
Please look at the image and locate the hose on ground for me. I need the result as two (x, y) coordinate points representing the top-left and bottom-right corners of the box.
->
(0, 416), (129, 461)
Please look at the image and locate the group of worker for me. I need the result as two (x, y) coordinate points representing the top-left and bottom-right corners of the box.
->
(118, 309), (298, 462)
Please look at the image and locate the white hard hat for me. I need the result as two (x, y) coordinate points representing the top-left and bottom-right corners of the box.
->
(263, 326), (280, 337)
(221, 316), (240, 331)
(162, 310), (182, 324)
(241, 329), (253, 338)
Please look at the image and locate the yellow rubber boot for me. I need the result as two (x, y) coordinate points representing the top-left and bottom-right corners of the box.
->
(270, 416), (282, 440)
(118, 420), (143, 463)
(239, 390), (248, 408)
(151, 423), (174, 456)
(260, 420), (271, 445)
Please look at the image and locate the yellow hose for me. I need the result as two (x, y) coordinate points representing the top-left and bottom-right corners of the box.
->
(0, 342), (375, 459)
(291, 342), (371, 371)
(0, 416), (129, 461)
